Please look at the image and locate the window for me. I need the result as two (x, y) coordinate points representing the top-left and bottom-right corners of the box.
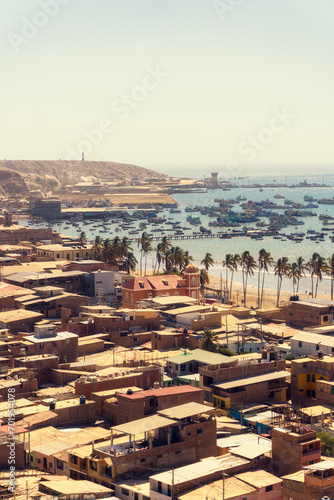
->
(312, 374), (315, 382)
(265, 485), (273, 492)
(158, 482), (162, 493)
(316, 344), (320, 351)
(134, 494), (139, 500)
(289, 312), (293, 316)
(39, 343), (44, 349)
(140, 458), (146, 463)
(299, 341), (302, 348)
(191, 277), (196, 285)
(307, 374), (310, 382)
(90, 460), (97, 471)
(197, 428), (203, 434)
(121, 488), (129, 496)
(323, 315), (329, 322)
(70, 455), (77, 464)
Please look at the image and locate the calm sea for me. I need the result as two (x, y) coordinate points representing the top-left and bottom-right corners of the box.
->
(21, 170), (334, 296)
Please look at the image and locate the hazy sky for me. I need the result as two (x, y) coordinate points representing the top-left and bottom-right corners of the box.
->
(1, 0), (333, 177)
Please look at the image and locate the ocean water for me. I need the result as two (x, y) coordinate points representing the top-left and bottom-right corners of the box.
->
(21, 171), (334, 296)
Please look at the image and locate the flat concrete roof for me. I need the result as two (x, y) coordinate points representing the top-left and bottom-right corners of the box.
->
(25, 331), (78, 343)
(143, 296), (198, 306)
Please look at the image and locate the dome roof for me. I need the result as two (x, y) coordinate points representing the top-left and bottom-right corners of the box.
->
(184, 264), (199, 274)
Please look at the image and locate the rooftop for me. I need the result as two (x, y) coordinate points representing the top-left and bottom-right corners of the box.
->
(39, 480), (112, 496)
(235, 470), (282, 488)
(178, 477), (256, 500)
(150, 454), (249, 485)
(213, 370), (290, 390)
(0, 309), (44, 323)
(158, 401), (212, 420)
(25, 330), (78, 343)
(119, 385), (202, 400)
(292, 330), (334, 347)
(166, 348), (235, 366)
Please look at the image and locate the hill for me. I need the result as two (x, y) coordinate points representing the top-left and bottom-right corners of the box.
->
(0, 169), (29, 197)
(0, 160), (167, 193)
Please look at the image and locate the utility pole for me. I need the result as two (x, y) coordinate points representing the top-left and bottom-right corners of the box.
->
(220, 273), (223, 302)
(171, 468), (174, 500)
(222, 471), (225, 499)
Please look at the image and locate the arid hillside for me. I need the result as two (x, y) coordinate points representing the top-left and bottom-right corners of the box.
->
(0, 160), (167, 193)
(0, 169), (29, 197)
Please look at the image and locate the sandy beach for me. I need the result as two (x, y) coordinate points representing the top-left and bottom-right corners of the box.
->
(133, 269), (326, 309)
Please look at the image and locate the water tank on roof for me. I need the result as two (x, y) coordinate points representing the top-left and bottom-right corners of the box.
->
(80, 395), (86, 405)
(318, 350), (324, 359)
(127, 389), (133, 395)
(49, 400), (56, 410)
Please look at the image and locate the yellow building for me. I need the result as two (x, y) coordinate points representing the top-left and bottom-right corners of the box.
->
(291, 356), (333, 402)
(36, 244), (93, 260)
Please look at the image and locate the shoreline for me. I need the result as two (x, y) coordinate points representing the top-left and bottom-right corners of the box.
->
(133, 269), (332, 309)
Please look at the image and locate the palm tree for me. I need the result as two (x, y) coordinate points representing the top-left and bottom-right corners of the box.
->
(199, 268), (209, 300)
(101, 238), (112, 264)
(154, 242), (163, 274)
(223, 254), (233, 301)
(137, 232), (150, 276)
(228, 254), (240, 300)
(201, 253), (215, 272)
(296, 256), (306, 294)
(307, 252), (320, 298)
(314, 255), (328, 298)
(78, 231), (87, 247)
(274, 257), (289, 307)
(257, 249), (266, 308)
(259, 249), (273, 308)
(120, 236), (133, 259)
(288, 262), (300, 295)
(180, 250), (193, 272)
(125, 252), (138, 274)
(328, 254), (334, 301)
(110, 236), (121, 264)
(142, 235), (152, 275)
(241, 251), (257, 306)
(172, 246), (184, 272)
(200, 328), (219, 352)
(93, 235), (103, 260)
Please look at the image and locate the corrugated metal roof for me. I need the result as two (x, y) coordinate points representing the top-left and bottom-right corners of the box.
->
(166, 348), (234, 366)
(304, 460), (334, 471)
(231, 442), (271, 460)
(292, 331), (334, 348)
(111, 415), (172, 436)
(213, 370), (290, 390)
(158, 402), (212, 420)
